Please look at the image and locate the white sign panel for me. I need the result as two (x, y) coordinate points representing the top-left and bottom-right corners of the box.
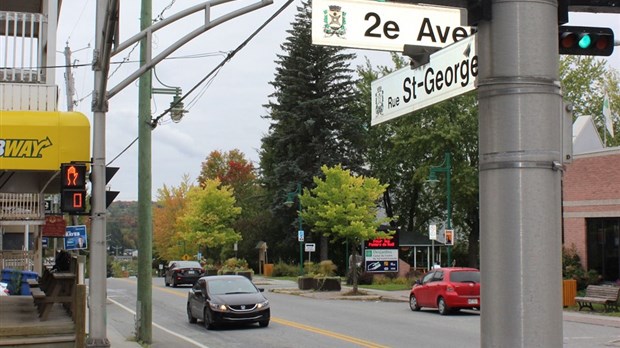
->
(305, 243), (316, 252)
(429, 224), (437, 240)
(365, 249), (398, 261)
(312, 0), (472, 51)
(371, 33), (477, 125)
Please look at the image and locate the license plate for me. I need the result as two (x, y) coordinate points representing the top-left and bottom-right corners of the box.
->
(468, 299), (478, 305)
(187, 270), (196, 275)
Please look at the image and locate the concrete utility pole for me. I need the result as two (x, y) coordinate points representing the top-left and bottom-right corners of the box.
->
(136, 0), (153, 343)
(87, 0), (273, 345)
(477, 0), (563, 346)
(88, 0), (117, 346)
(63, 45), (76, 112)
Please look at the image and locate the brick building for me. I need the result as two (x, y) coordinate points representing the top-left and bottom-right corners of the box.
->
(563, 116), (620, 282)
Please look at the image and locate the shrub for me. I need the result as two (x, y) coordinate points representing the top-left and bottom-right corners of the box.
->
(317, 260), (337, 277)
(219, 257), (252, 274)
(272, 261), (299, 277)
(562, 245), (602, 290)
(302, 260), (337, 277)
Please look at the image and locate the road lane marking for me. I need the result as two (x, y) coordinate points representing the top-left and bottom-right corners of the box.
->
(272, 317), (390, 348)
(107, 297), (210, 348)
(117, 278), (389, 348)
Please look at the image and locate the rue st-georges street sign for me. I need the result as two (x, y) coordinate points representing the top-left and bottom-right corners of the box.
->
(371, 33), (478, 125)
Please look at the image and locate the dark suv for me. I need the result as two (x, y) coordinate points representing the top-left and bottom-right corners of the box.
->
(165, 261), (204, 287)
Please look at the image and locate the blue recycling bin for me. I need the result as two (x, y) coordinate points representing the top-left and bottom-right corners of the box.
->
(1, 269), (13, 284)
(20, 271), (38, 296)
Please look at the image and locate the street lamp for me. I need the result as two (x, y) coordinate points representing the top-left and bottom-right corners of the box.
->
(284, 183), (304, 276)
(428, 151), (452, 266)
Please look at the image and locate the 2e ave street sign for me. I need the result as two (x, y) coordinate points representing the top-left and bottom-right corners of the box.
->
(311, 0), (473, 52)
(371, 33), (478, 125)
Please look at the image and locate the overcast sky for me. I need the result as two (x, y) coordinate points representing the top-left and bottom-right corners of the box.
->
(55, 0), (620, 201)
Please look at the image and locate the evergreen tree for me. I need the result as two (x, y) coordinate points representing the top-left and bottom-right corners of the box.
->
(260, 0), (366, 262)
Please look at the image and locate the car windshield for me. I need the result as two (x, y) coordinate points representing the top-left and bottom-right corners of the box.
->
(208, 278), (258, 295)
(450, 271), (480, 283)
(176, 261), (201, 269)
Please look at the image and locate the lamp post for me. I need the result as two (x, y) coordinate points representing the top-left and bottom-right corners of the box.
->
(428, 151), (452, 266)
(284, 183), (304, 276)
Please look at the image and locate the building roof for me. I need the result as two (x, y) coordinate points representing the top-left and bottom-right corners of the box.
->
(573, 115), (604, 155)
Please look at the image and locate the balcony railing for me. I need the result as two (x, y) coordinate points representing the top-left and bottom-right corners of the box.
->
(0, 11), (46, 83)
(0, 193), (44, 220)
(0, 250), (34, 271)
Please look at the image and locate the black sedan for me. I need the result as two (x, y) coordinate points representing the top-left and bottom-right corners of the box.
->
(164, 261), (204, 287)
(187, 275), (270, 329)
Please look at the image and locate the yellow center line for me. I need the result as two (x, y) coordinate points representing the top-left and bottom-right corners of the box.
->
(272, 317), (390, 348)
(118, 279), (390, 348)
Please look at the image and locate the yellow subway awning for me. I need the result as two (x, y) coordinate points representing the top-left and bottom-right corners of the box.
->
(0, 111), (90, 170)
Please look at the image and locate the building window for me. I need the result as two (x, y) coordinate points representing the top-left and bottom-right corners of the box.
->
(586, 218), (620, 282)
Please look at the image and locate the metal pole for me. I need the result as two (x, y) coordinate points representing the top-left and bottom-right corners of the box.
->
(478, 0), (563, 346)
(136, 0), (153, 343)
(87, 1), (110, 346)
(297, 183), (303, 276)
(445, 152), (451, 266)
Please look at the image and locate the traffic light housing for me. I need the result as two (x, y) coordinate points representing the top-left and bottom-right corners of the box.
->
(90, 166), (120, 209)
(559, 26), (614, 56)
(60, 163), (87, 213)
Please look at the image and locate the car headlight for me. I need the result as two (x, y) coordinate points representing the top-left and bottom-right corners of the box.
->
(256, 300), (269, 309)
(209, 302), (227, 312)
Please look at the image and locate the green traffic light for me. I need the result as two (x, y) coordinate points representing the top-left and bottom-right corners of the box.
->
(578, 34), (592, 49)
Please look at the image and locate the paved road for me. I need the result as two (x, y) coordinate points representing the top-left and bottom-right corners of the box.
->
(103, 276), (620, 347)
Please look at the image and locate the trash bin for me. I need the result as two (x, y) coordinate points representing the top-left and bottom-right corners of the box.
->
(563, 279), (577, 307)
(1, 269), (13, 284)
(20, 271), (39, 296)
(263, 263), (274, 277)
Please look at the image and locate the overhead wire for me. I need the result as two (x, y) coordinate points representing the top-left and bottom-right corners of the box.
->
(107, 0), (295, 165)
(149, 0), (295, 128)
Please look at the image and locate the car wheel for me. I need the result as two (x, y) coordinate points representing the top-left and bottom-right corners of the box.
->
(203, 308), (216, 330)
(409, 294), (421, 311)
(438, 297), (450, 315)
(187, 303), (197, 324)
(259, 320), (269, 328)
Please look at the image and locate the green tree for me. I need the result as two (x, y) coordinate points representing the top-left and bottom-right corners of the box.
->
(357, 57), (480, 267)
(197, 149), (270, 268)
(178, 179), (242, 259)
(153, 175), (192, 261)
(300, 165), (390, 293)
(560, 56), (620, 146)
(260, 0), (367, 262)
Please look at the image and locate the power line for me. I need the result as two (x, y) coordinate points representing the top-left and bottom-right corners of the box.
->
(106, 0), (296, 165)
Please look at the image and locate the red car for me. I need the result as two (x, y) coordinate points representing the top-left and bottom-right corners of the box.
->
(409, 267), (480, 315)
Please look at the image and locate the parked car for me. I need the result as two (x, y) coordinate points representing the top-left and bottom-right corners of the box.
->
(165, 261), (204, 287)
(187, 275), (270, 329)
(409, 267), (480, 315)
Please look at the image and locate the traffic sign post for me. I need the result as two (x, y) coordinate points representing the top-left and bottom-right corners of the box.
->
(371, 33), (477, 125)
(311, 0), (472, 52)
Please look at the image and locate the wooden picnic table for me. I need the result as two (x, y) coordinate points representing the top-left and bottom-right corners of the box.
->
(31, 271), (76, 320)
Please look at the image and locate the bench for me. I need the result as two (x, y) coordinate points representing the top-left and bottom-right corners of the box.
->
(574, 285), (620, 312)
